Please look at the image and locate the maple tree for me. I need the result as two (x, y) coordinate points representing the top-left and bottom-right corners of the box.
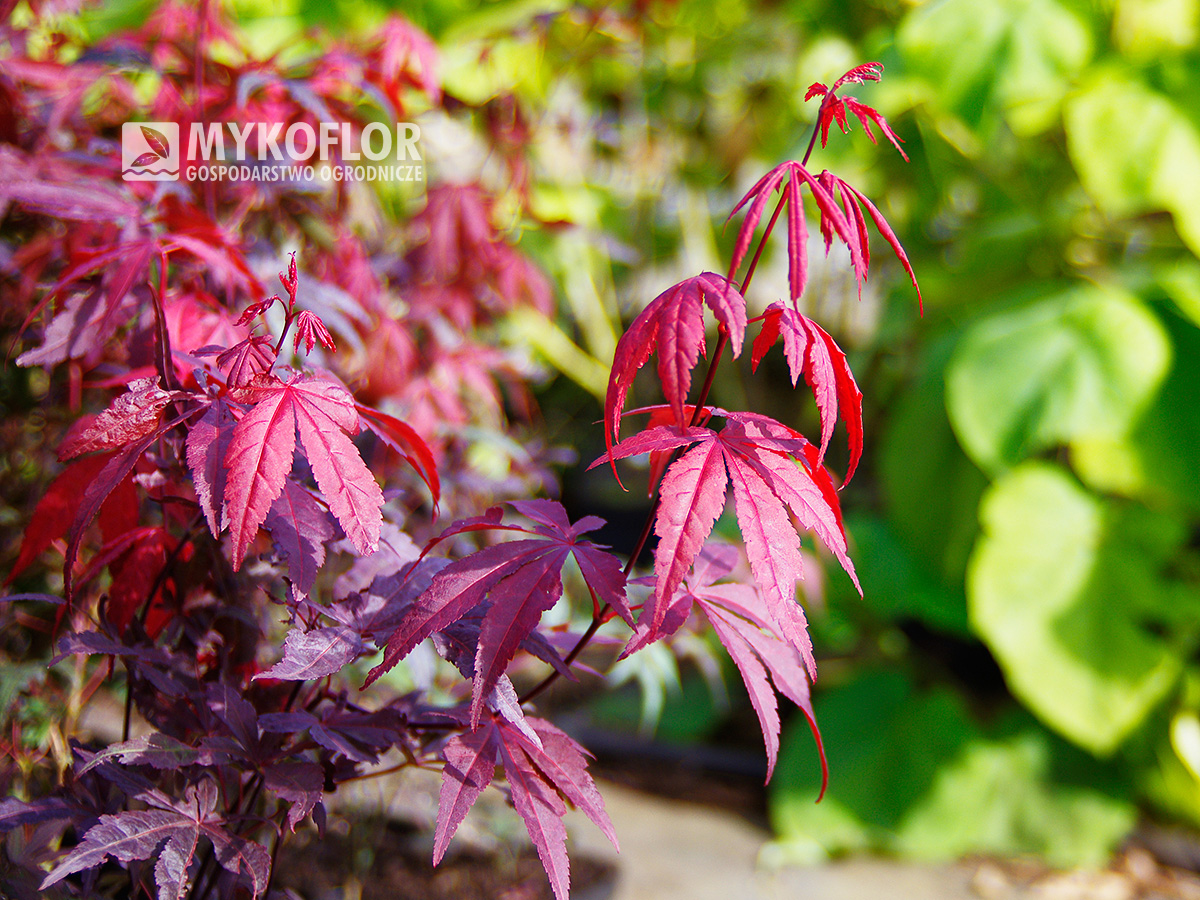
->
(0, 3), (921, 899)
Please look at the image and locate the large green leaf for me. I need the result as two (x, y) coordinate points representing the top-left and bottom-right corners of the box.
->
(1112, 0), (1200, 57)
(945, 286), (1170, 474)
(1072, 306), (1200, 512)
(898, 0), (1092, 137)
(1065, 69), (1200, 257)
(881, 336), (988, 589)
(843, 513), (971, 637)
(895, 729), (1134, 867)
(769, 670), (1135, 864)
(769, 671), (973, 862)
(968, 463), (1183, 754)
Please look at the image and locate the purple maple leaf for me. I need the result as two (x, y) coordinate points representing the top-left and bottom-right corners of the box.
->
(365, 501), (629, 726)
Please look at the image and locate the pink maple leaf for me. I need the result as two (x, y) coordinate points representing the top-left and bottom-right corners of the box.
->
(604, 272), (746, 480)
(223, 374), (382, 569)
(805, 62), (908, 161)
(751, 303), (864, 479)
(185, 398), (237, 538)
(656, 542), (828, 790)
(435, 713), (616, 900)
(727, 160), (860, 304)
(292, 309), (336, 355)
(591, 409), (858, 662)
(816, 170), (922, 311)
(57, 378), (181, 461)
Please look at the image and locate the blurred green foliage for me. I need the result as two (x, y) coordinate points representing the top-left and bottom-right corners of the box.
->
(423, 0), (1200, 865)
(41, 0), (1200, 868)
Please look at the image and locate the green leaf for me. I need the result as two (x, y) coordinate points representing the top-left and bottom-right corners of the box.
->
(769, 671), (974, 860)
(769, 670), (1134, 865)
(1071, 306), (1200, 513)
(946, 286), (1171, 474)
(1065, 69), (1200, 257)
(843, 513), (970, 637)
(1113, 0), (1200, 60)
(968, 463), (1183, 754)
(898, 0), (1092, 137)
(896, 729), (1134, 866)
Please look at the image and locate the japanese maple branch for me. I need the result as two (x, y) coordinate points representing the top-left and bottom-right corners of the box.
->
(521, 232), (770, 707)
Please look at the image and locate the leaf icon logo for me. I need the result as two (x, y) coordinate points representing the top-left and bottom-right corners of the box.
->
(122, 122), (178, 181)
(140, 125), (170, 159)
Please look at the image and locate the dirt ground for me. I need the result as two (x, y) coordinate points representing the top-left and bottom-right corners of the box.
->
(283, 752), (1200, 900)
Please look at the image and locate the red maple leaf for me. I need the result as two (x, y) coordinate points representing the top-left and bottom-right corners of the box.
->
(655, 542), (828, 790)
(215, 336), (275, 390)
(223, 374), (383, 569)
(185, 398), (237, 538)
(603, 273), (746, 479)
(805, 62), (908, 160)
(815, 168), (922, 311)
(292, 309), (336, 355)
(40, 780), (270, 899)
(435, 713), (616, 900)
(57, 377), (181, 461)
(726, 160), (860, 304)
(355, 402), (440, 504)
(7, 454), (113, 584)
(104, 527), (177, 636)
(592, 408), (858, 668)
(751, 303), (864, 480)
(364, 500), (629, 725)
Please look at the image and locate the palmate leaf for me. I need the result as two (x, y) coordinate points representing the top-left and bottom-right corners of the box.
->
(263, 761), (324, 833)
(751, 304), (864, 479)
(435, 714), (616, 900)
(259, 706), (407, 765)
(660, 543), (828, 789)
(356, 402), (440, 504)
(805, 62), (909, 160)
(6, 454), (109, 584)
(817, 171), (922, 311)
(75, 734), (200, 775)
(592, 409), (857, 665)
(223, 381), (296, 569)
(185, 398), (237, 537)
(365, 501), (629, 725)
(223, 374), (383, 569)
(63, 414), (191, 603)
(724, 65), (921, 312)
(727, 160), (860, 304)
(104, 527), (174, 636)
(255, 624), (364, 681)
(604, 273), (746, 472)
(40, 780), (270, 899)
(291, 380), (382, 555)
(263, 481), (335, 601)
(637, 439), (727, 649)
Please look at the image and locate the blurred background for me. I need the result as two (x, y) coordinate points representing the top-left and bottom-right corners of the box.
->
(380, 0), (1200, 869)
(6, 0), (1200, 881)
